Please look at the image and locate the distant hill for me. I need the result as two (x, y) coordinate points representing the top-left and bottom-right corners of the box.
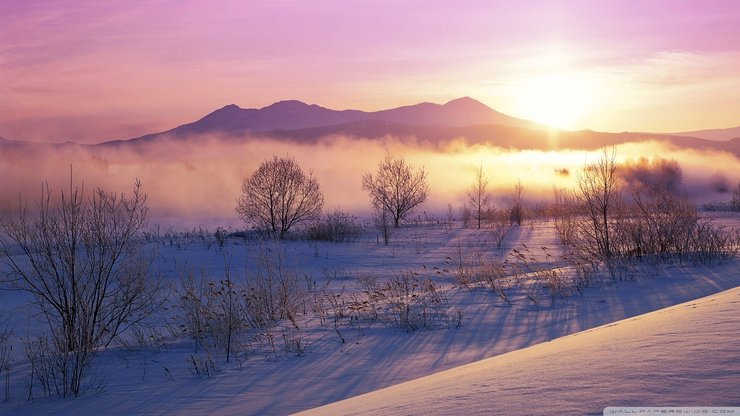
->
(251, 121), (740, 156)
(668, 126), (740, 141)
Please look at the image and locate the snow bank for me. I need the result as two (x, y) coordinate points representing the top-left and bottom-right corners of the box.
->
(299, 286), (740, 416)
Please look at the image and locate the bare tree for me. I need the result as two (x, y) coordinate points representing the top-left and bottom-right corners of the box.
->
(362, 154), (429, 228)
(236, 156), (324, 239)
(467, 164), (490, 229)
(575, 147), (621, 262)
(0, 179), (159, 397)
(509, 180), (524, 226)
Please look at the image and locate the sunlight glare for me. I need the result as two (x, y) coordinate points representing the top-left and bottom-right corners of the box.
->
(516, 72), (597, 129)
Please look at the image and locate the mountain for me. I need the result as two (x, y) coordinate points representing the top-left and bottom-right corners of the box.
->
(0, 135), (32, 148)
(4, 98), (738, 157)
(668, 126), (740, 141)
(111, 97), (536, 144)
(365, 97), (533, 128)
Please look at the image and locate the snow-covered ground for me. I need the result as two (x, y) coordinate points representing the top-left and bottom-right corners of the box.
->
(0, 218), (738, 415)
(299, 286), (740, 416)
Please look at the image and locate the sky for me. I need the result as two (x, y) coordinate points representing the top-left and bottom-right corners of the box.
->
(2, 0), (740, 143)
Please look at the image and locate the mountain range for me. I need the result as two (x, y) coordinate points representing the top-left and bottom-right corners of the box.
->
(106, 97), (536, 144)
(2, 98), (739, 156)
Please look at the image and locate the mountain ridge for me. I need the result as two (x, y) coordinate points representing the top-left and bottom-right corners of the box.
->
(667, 126), (740, 141)
(113, 97), (537, 144)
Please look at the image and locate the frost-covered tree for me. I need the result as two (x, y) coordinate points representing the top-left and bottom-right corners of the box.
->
(362, 154), (429, 228)
(236, 156), (324, 239)
(0, 179), (159, 397)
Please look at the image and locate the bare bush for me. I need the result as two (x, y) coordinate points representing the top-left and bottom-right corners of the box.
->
(24, 336), (56, 400)
(178, 271), (246, 362)
(209, 276), (245, 363)
(177, 248), (311, 362)
(386, 273), (436, 330)
(178, 270), (211, 353)
(555, 149), (736, 268)
(732, 181), (740, 211)
(280, 329), (307, 356)
(617, 186), (738, 263)
(459, 204), (472, 228)
(330, 272), (459, 332)
(626, 186), (698, 260)
(243, 245), (306, 329)
(236, 155), (324, 239)
(448, 244), (480, 290)
(381, 272), (459, 331)
(560, 249), (599, 294)
(454, 243), (597, 307)
(489, 209), (510, 249)
(509, 180), (525, 226)
(214, 227), (228, 250)
(144, 226), (218, 250)
(477, 257), (513, 304)
(0, 178), (160, 397)
(551, 188), (578, 247)
(362, 153), (429, 228)
(446, 203), (454, 230)
(307, 209), (364, 243)
(688, 221), (739, 262)
(188, 353), (217, 379)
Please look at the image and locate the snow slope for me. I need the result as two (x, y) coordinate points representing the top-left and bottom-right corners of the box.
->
(299, 286), (740, 416)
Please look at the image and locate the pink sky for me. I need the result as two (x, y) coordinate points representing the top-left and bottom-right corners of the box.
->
(2, 0), (740, 143)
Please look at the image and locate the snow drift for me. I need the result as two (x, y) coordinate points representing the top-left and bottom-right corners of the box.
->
(299, 287), (740, 416)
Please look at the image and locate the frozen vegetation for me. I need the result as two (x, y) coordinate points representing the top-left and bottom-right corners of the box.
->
(0, 215), (738, 415)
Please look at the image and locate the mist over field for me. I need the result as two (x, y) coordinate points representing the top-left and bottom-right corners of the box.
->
(1, 135), (737, 220)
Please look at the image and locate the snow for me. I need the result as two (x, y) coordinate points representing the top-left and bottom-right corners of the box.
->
(299, 286), (740, 416)
(0, 218), (738, 415)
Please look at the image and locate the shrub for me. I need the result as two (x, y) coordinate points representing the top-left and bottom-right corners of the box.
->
(177, 270), (246, 362)
(306, 210), (364, 243)
(243, 244), (306, 329)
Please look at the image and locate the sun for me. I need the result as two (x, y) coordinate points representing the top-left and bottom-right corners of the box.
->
(515, 71), (597, 129)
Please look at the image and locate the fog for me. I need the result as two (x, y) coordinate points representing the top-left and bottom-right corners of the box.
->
(1, 135), (738, 223)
